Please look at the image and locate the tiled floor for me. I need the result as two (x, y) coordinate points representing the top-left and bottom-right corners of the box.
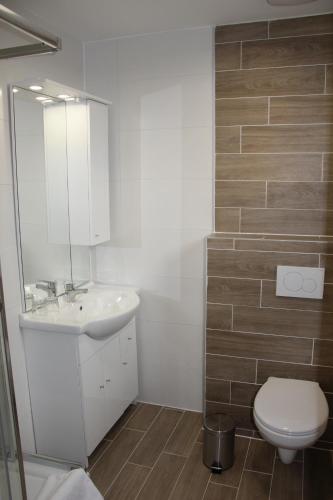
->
(88, 403), (333, 500)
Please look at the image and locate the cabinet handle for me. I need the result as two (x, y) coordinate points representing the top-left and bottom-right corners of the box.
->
(95, 234), (100, 237)
(100, 385), (105, 389)
(106, 379), (111, 382)
(128, 337), (132, 340)
(122, 362), (128, 365)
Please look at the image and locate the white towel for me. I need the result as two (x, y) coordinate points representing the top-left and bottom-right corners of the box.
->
(36, 468), (103, 500)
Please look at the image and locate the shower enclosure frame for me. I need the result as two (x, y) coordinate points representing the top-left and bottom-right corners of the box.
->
(0, 267), (27, 499)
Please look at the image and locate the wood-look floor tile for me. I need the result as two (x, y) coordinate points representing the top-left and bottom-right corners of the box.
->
(313, 339), (333, 367)
(323, 154), (333, 181)
(215, 43), (240, 71)
(206, 354), (256, 383)
(236, 239), (333, 253)
(242, 124), (333, 154)
(216, 97), (268, 126)
(237, 470), (271, 500)
(230, 382), (259, 407)
(130, 408), (182, 467)
(126, 403), (161, 431)
(233, 305), (333, 340)
(215, 208), (240, 233)
(137, 453), (185, 500)
(207, 237), (234, 250)
(215, 22), (268, 43)
(207, 303), (232, 331)
(242, 34), (333, 69)
(216, 66), (324, 98)
(216, 127), (240, 153)
(325, 392), (333, 416)
(206, 329), (312, 364)
(304, 448), (333, 500)
(269, 14), (333, 38)
(88, 439), (112, 470)
(245, 440), (275, 474)
(104, 404), (140, 440)
(327, 65), (333, 93)
(241, 208), (333, 236)
(320, 418), (333, 442)
(210, 436), (250, 487)
(267, 181), (333, 210)
(169, 443), (211, 500)
(215, 180), (266, 208)
(206, 401), (254, 430)
(257, 360), (333, 392)
(216, 153), (322, 181)
(262, 280), (333, 313)
(90, 428), (144, 495)
(165, 411), (203, 456)
(270, 95), (333, 125)
(320, 254), (333, 282)
(270, 460), (302, 500)
(203, 482), (237, 500)
(208, 249), (318, 280)
(206, 378), (230, 404)
(207, 277), (261, 307)
(105, 463), (150, 500)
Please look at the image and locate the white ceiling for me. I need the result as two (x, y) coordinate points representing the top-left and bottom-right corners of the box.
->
(4, 0), (333, 42)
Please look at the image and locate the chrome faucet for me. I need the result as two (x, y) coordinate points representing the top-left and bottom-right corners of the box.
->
(64, 282), (88, 302)
(36, 280), (57, 298)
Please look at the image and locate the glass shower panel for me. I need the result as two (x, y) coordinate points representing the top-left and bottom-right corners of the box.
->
(0, 275), (25, 499)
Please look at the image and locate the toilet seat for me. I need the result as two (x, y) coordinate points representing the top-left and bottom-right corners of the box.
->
(253, 409), (326, 437)
(254, 377), (328, 436)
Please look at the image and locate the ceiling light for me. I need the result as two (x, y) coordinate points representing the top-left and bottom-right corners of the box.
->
(57, 94), (70, 99)
(42, 99), (54, 104)
(267, 0), (317, 4)
(35, 96), (47, 101)
(29, 85), (43, 91)
(12, 88), (18, 93)
(65, 97), (75, 101)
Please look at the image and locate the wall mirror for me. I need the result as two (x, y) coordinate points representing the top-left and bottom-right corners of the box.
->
(11, 80), (111, 311)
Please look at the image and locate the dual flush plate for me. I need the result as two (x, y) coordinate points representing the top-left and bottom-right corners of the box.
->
(276, 266), (325, 300)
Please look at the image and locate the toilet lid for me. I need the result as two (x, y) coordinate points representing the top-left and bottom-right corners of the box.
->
(254, 377), (328, 435)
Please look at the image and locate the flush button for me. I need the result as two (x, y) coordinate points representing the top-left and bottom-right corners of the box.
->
(276, 266), (324, 299)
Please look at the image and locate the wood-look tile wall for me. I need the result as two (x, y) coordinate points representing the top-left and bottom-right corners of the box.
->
(206, 14), (333, 448)
(214, 14), (333, 235)
(205, 234), (333, 446)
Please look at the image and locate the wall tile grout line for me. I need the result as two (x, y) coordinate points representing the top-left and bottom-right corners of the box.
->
(215, 62), (327, 72)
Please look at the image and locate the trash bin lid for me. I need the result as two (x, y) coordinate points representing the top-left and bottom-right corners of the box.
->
(205, 413), (234, 433)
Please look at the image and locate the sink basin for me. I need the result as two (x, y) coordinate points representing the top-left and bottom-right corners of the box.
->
(19, 283), (140, 339)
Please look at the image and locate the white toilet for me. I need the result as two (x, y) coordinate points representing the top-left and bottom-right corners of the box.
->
(254, 377), (329, 464)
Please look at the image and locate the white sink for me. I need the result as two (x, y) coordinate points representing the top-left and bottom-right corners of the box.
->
(19, 283), (140, 339)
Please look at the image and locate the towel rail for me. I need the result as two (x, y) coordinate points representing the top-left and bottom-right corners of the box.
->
(0, 4), (61, 59)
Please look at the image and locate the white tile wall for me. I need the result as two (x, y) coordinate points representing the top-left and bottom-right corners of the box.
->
(85, 26), (213, 411)
(0, 31), (83, 452)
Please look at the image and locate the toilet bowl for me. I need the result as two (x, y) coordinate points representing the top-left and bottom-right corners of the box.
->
(253, 377), (328, 464)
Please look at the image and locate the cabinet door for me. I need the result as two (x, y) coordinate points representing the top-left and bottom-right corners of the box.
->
(80, 353), (106, 456)
(119, 322), (139, 409)
(101, 335), (123, 433)
(88, 100), (110, 245)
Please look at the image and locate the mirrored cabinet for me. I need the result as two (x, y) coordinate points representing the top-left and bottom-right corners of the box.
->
(11, 80), (111, 310)
(45, 99), (110, 246)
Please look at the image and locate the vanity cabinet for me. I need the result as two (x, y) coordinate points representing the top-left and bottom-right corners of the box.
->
(23, 320), (138, 466)
(44, 99), (110, 247)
